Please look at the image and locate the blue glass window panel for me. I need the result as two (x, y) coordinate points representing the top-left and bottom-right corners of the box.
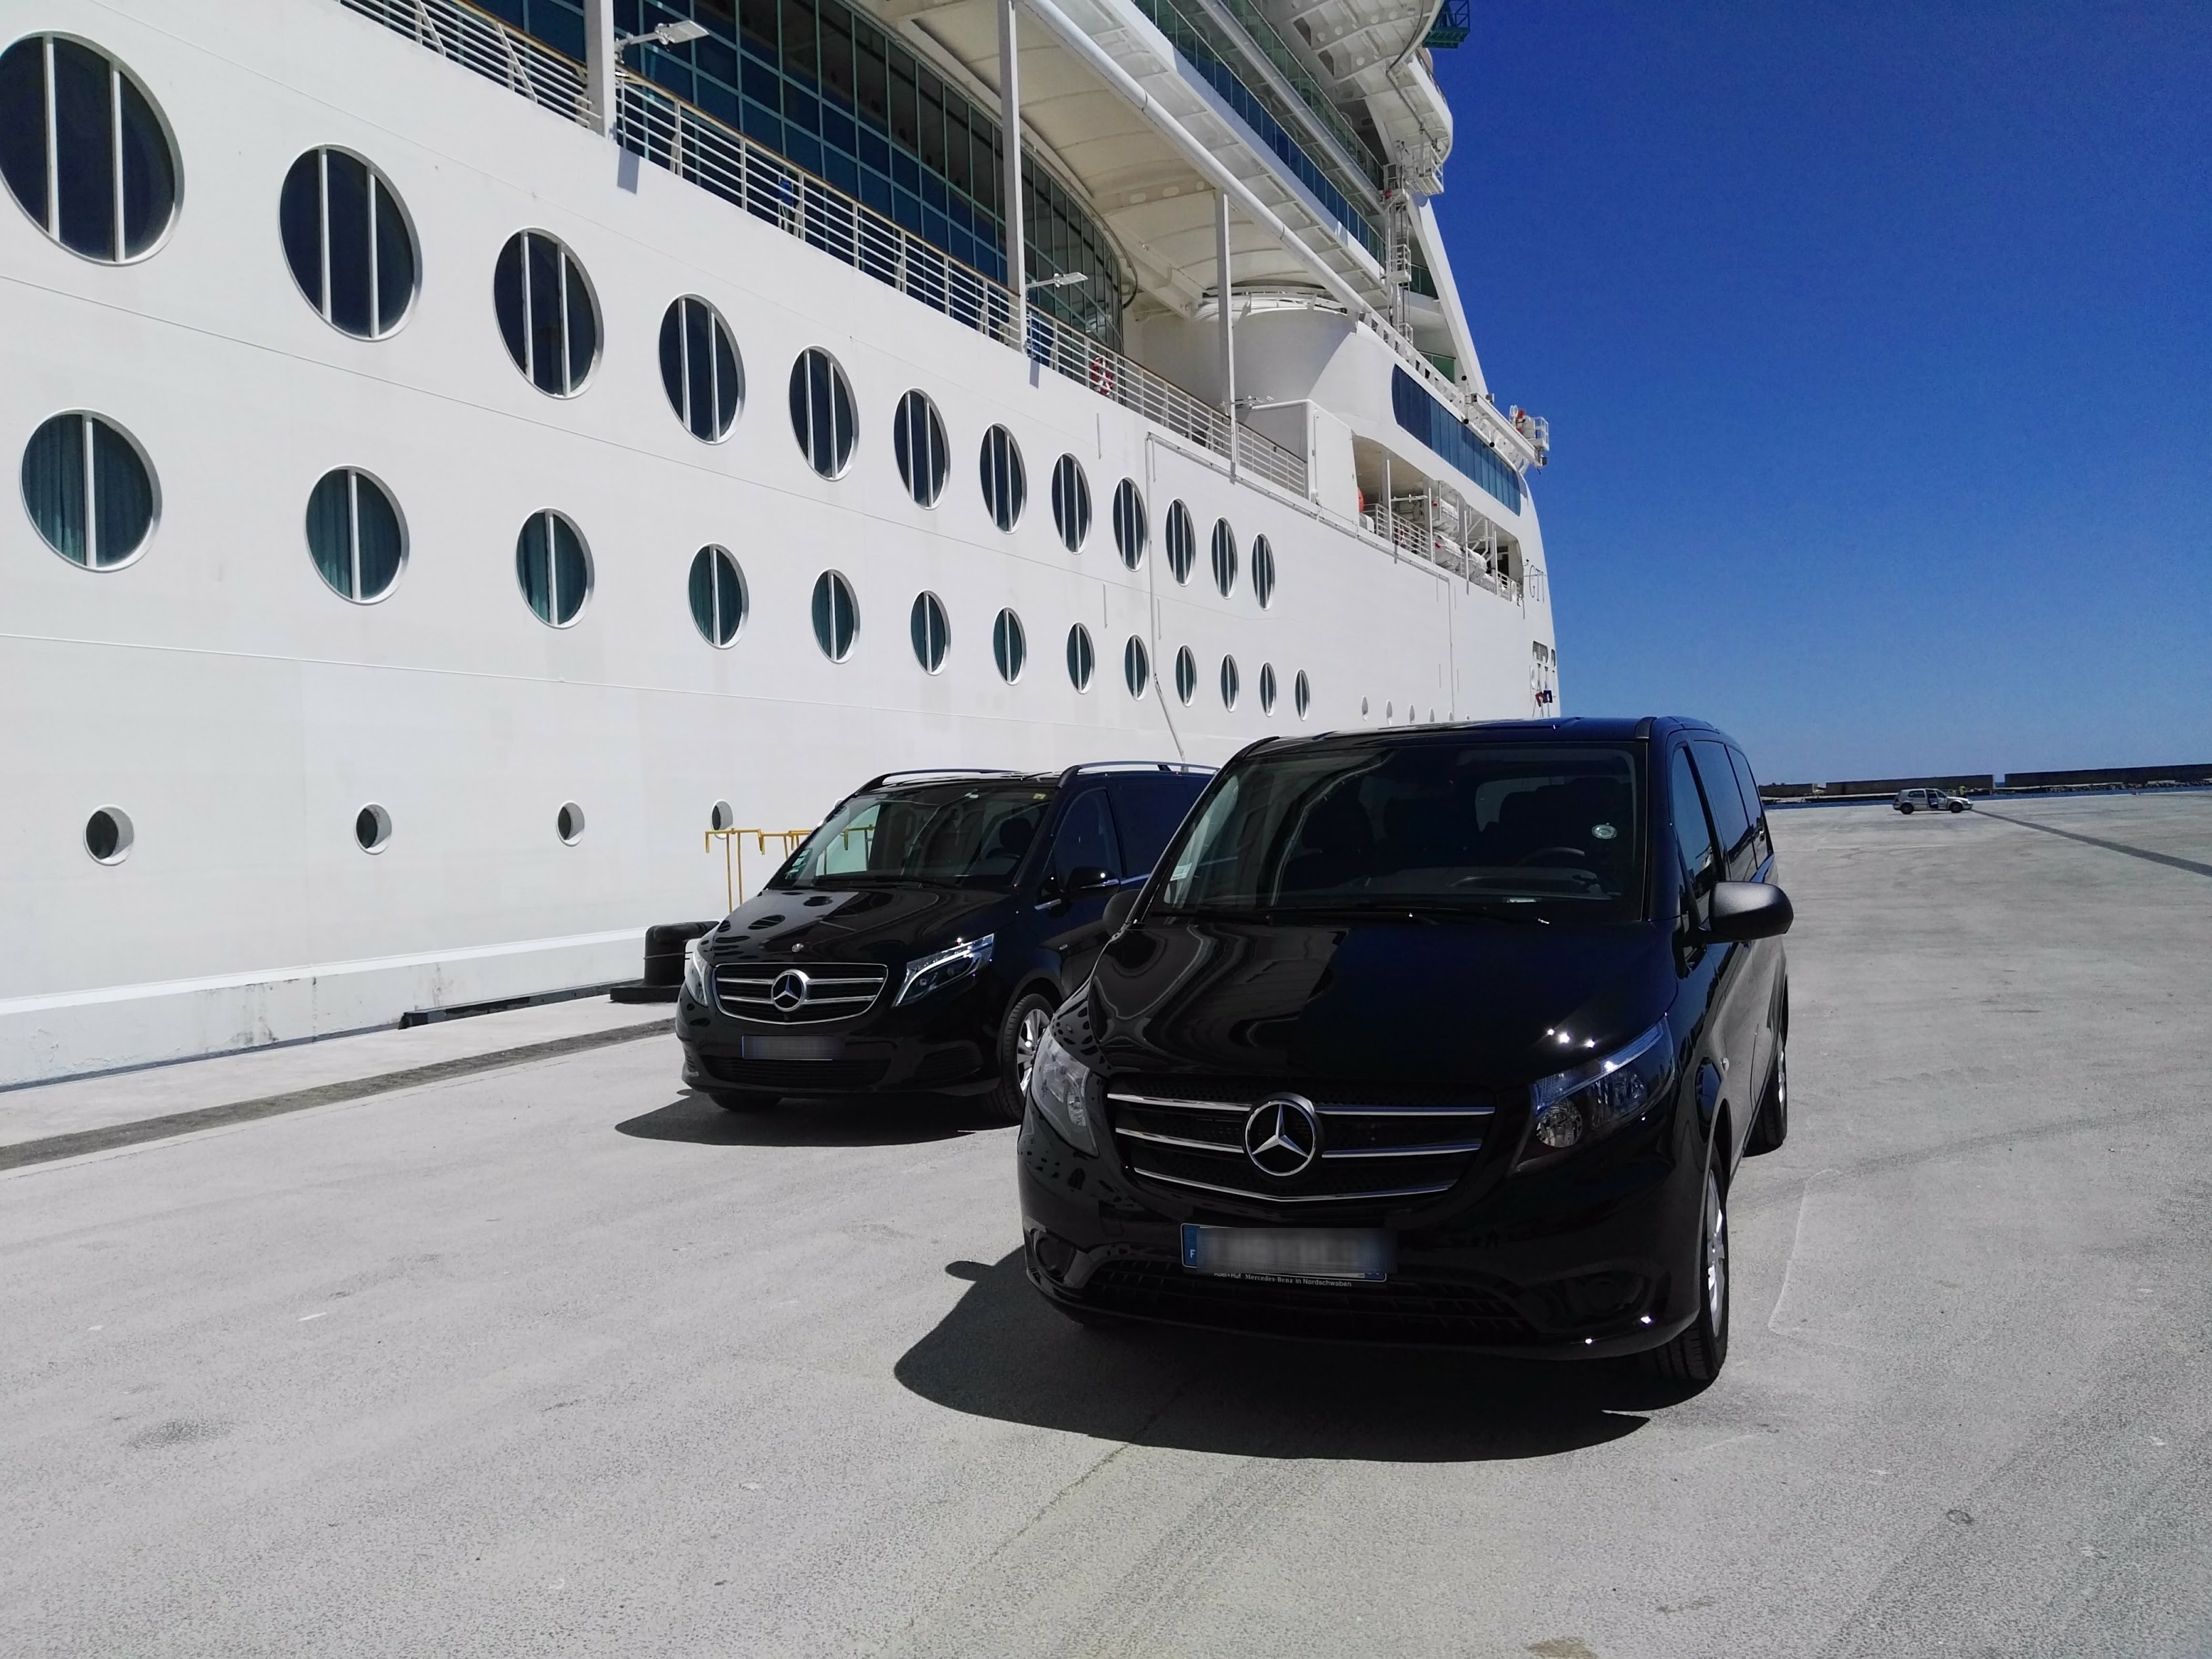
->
(891, 150), (917, 193)
(699, 80), (740, 125)
(859, 169), (890, 216)
(785, 87), (820, 135)
(354, 476), (404, 597)
(785, 131), (821, 175)
(824, 150), (857, 195)
(924, 205), (947, 247)
(742, 102), (781, 149)
(858, 129), (887, 171)
(325, 152), (373, 337)
(893, 187), (922, 234)
(22, 414), (88, 563)
(52, 40), (115, 260)
(697, 37), (738, 85)
(822, 107), (855, 155)
(921, 171), (945, 213)
(1390, 368), (1523, 513)
(742, 57), (779, 103)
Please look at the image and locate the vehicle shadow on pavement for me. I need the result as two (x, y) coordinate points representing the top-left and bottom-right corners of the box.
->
(615, 1090), (1003, 1148)
(895, 1252), (1669, 1462)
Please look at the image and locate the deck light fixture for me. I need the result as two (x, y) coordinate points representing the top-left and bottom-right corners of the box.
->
(615, 20), (708, 51)
(1025, 272), (1088, 291)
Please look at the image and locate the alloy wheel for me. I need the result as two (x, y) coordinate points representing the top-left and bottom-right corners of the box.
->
(1015, 1005), (1052, 1095)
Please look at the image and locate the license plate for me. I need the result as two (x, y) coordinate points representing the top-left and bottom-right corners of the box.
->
(741, 1033), (842, 1061)
(1181, 1224), (1391, 1283)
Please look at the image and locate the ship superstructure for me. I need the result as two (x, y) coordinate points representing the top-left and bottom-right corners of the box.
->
(0, 0), (1555, 1081)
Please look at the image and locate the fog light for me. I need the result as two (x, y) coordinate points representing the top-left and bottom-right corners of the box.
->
(1032, 1233), (1078, 1281)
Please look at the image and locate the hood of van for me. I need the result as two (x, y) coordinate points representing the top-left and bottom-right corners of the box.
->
(706, 884), (1008, 966)
(1081, 915), (1673, 1090)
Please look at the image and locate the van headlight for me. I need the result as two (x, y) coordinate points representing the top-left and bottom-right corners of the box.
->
(896, 935), (995, 1005)
(1028, 1025), (1101, 1155)
(1517, 1020), (1675, 1170)
(682, 936), (712, 1004)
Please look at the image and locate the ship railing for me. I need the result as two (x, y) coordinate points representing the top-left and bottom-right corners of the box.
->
(1370, 494), (1518, 598)
(615, 81), (1309, 498)
(341, 0), (591, 125)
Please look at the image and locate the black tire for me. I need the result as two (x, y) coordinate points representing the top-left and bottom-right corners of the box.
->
(991, 991), (1060, 1124)
(1746, 1027), (1788, 1153)
(1640, 1162), (1729, 1386)
(709, 1090), (779, 1112)
(1948, 802), (1966, 813)
(1898, 802), (1915, 814)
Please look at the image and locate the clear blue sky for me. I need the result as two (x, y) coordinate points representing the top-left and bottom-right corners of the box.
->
(1429, 2), (2211, 782)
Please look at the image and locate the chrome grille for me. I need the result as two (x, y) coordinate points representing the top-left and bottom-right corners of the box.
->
(1106, 1082), (1498, 1210)
(713, 962), (887, 1023)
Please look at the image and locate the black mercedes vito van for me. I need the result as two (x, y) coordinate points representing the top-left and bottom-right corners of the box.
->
(1017, 718), (1792, 1382)
(676, 763), (1210, 1120)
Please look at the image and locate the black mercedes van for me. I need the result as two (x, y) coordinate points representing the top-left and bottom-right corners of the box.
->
(676, 763), (1210, 1119)
(1017, 718), (1793, 1382)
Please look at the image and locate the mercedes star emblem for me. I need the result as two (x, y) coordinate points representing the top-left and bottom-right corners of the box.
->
(770, 969), (811, 1012)
(1243, 1094), (1321, 1178)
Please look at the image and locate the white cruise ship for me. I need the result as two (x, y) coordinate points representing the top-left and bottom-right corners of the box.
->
(1, 0), (1557, 1083)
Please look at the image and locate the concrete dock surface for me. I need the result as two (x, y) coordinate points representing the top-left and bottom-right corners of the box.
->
(3, 792), (2209, 1656)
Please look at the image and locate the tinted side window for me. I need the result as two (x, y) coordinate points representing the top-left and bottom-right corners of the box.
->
(1671, 747), (1719, 906)
(1111, 775), (1206, 875)
(1726, 747), (1771, 866)
(1692, 741), (1756, 880)
(1050, 790), (1121, 880)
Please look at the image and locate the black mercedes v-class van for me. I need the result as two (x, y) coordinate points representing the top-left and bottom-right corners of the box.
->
(1017, 718), (1793, 1382)
(676, 763), (1210, 1120)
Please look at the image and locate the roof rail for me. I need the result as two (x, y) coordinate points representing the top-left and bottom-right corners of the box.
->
(1055, 760), (1216, 784)
(859, 766), (1027, 791)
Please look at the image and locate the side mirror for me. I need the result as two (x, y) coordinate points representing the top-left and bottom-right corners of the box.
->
(1708, 880), (1793, 943)
(1065, 865), (1113, 896)
(1102, 887), (1139, 934)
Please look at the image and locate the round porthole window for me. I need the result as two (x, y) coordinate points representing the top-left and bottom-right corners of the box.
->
(688, 545), (747, 647)
(281, 148), (416, 338)
(0, 37), (177, 263)
(1051, 454), (1090, 552)
(909, 590), (949, 674)
(1295, 670), (1311, 719)
(515, 510), (590, 627)
(1252, 535), (1275, 609)
(1065, 623), (1094, 691)
(659, 295), (743, 441)
(992, 608), (1027, 683)
(556, 802), (586, 844)
(980, 425), (1025, 531)
(1123, 636), (1150, 699)
(493, 230), (599, 397)
(1210, 520), (1237, 597)
(1174, 646), (1197, 705)
(306, 468), (406, 602)
(1111, 479), (1146, 570)
(789, 347), (857, 478)
(812, 570), (859, 661)
(1258, 662), (1277, 714)
(895, 389), (947, 506)
(22, 411), (157, 569)
(1219, 654), (1240, 710)
(1164, 501), (1195, 584)
(354, 803), (393, 853)
(83, 806), (133, 864)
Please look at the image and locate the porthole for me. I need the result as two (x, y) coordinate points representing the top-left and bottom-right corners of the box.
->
(281, 148), (415, 338)
(1174, 646), (1197, 705)
(22, 412), (157, 569)
(354, 803), (393, 854)
(515, 510), (590, 627)
(789, 347), (857, 477)
(659, 296), (743, 441)
(556, 802), (586, 844)
(1111, 478), (1146, 570)
(0, 37), (176, 263)
(1050, 454), (1090, 552)
(1295, 670), (1311, 718)
(83, 806), (133, 864)
(1361, 697), (1370, 717)
(688, 545), (746, 647)
(980, 424), (1025, 531)
(1387, 702), (1395, 721)
(710, 800), (736, 832)
(1210, 519), (1237, 597)
(1164, 500), (1195, 584)
(894, 389), (947, 506)
(909, 590), (949, 673)
(494, 231), (598, 396)
(992, 608), (1027, 683)
(1258, 662), (1277, 714)
(1252, 535), (1276, 609)
(812, 570), (858, 661)
(1065, 623), (1094, 691)
(306, 468), (405, 602)
(1123, 635), (1150, 699)
(1219, 655), (1240, 710)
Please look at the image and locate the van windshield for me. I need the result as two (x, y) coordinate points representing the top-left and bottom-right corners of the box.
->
(1155, 741), (1645, 921)
(774, 784), (1054, 890)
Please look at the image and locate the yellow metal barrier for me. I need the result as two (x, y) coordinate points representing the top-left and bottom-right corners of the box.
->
(703, 827), (811, 911)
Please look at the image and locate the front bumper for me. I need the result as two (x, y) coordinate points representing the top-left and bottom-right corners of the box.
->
(1016, 1099), (1707, 1356)
(676, 976), (998, 1096)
